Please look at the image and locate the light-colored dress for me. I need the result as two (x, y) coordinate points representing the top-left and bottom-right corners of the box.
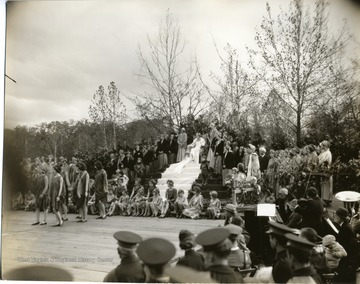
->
(183, 194), (204, 219)
(189, 138), (205, 164)
(319, 149), (333, 201)
(207, 198), (221, 218)
(177, 132), (188, 162)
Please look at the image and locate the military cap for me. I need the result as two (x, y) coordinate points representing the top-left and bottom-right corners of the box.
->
(335, 207), (349, 219)
(285, 233), (315, 253)
(165, 266), (216, 283)
(137, 238), (176, 265)
(113, 231), (142, 248)
(231, 215), (245, 227)
(266, 221), (294, 237)
(5, 265), (73, 281)
(225, 224), (242, 236)
(195, 228), (231, 252)
(225, 204), (237, 214)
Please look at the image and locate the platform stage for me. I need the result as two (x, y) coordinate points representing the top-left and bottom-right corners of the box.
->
(2, 211), (223, 282)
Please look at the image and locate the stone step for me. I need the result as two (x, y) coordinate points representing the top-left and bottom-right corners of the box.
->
(162, 172), (199, 179)
(157, 177), (198, 185)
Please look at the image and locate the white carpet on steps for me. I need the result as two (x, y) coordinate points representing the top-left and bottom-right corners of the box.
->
(158, 162), (201, 199)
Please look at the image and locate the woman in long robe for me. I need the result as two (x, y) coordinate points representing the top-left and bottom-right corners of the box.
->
(318, 140), (333, 206)
(207, 123), (218, 169)
(177, 128), (188, 162)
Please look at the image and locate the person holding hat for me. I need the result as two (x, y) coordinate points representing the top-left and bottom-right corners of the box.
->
(50, 164), (64, 227)
(333, 207), (359, 283)
(104, 231), (145, 282)
(32, 166), (49, 226)
(176, 230), (206, 271)
(225, 224), (252, 271)
(137, 237), (176, 282)
(318, 140), (333, 206)
(285, 233), (317, 283)
(159, 180), (177, 218)
(266, 221), (295, 283)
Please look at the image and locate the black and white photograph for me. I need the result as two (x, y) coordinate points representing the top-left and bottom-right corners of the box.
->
(2, 0), (360, 282)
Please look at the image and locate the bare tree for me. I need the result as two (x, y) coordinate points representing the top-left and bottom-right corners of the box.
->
(247, 0), (350, 145)
(133, 10), (207, 129)
(89, 82), (126, 149)
(89, 85), (108, 148)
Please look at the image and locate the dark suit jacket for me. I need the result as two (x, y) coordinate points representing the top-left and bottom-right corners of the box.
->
(157, 139), (169, 154)
(259, 155), (269, 172)
(168, 138), (178, 154)
(223, 152), (235, 169)
(295, 197), (323, 234)
(104, 255), (145, 282)
(176, 249), (206, 271)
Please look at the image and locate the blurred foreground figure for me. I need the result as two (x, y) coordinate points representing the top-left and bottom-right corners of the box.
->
(137, 237), (176, 282)
(196, 227), (244, 283)
(4, 265), (73, 281)
(104, 231), (145, 282)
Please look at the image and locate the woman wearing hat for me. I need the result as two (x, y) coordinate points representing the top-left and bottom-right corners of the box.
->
(183, 185), (203, 219)
(318, 140), (333, 206)
(50, 164), (64, 227)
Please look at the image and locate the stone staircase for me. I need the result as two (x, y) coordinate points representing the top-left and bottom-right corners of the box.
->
(157, 162), (201, 199)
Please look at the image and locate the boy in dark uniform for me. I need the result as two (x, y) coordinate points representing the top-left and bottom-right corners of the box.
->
(195, 227), (244, 283)
(104, 231), (145, 282)
(266, 220), (295, 283)
(285, 233), (317, 283)
(137, 238), (176, 282)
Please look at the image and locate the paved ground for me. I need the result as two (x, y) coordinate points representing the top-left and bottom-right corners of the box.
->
(1, 210), (223, 282)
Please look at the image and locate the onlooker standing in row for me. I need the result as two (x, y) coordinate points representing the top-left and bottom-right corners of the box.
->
(157, 134), (169, 171)
(258, 146), (269, 174)
(168, 133), (178, 165)
(177, 128), (187, 162)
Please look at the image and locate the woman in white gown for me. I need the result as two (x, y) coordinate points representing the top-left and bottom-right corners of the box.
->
(189, 132), (205, 164)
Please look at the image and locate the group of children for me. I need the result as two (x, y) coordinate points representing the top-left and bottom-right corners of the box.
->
(101, 176), (222, 220)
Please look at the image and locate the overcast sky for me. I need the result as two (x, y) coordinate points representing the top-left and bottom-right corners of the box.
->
(4, 0), (360, 128)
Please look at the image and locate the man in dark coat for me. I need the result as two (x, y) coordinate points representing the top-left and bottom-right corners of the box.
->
(167, 133), (178, 165)
(196, 228), (244, 283)
(294, 187), (324, 235)
(104, 231), (145, 282)
(266, 221), (294, 283)
(334, 207), (359, 283)
(176, 230), (205, 271)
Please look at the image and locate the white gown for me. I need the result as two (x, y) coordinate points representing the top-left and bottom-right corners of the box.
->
(189, 138), (205, 164)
